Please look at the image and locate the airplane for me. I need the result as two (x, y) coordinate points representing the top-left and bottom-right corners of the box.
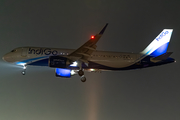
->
(2, 23), (175, 82)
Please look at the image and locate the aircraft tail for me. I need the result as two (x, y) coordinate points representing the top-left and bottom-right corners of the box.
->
(141, 29), (173, 57)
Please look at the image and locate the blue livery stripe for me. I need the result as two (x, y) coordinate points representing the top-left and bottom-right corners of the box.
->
(16, 56), (49, 65)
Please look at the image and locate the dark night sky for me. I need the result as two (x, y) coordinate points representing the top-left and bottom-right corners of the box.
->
(0, 0), (180, 120)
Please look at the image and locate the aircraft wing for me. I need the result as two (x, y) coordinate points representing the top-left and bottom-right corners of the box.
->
(67, 23), (108, 64)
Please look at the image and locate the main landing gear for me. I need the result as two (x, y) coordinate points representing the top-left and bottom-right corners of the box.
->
(78, 70), (86, 82)
(77, 61), (86, 82)
(21, 65), (27, 75)
(81, 75), (86, 82)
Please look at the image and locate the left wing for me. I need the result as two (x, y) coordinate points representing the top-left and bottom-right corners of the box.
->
(67, 23), (108, 64)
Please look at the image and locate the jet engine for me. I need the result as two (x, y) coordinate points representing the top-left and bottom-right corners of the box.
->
(55, 68), (77, 78)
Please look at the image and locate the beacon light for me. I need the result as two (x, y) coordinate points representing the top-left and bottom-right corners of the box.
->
(91, 36), (95, 39)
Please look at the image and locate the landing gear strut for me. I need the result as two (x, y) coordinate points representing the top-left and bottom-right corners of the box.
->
(21, 65), (27, 75)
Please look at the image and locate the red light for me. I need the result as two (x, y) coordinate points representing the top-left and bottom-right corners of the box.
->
(91, 36), (94, 39)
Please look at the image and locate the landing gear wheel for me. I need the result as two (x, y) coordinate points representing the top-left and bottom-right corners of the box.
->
(81, 76), (86, 82)
(22, 71), (26, 75)
(78, 70), (84, 76)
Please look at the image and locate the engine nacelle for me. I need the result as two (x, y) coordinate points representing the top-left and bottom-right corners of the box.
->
(55, 68), (78, 78)
(49, 56), (69, 68)
(55, 68), (71, 78)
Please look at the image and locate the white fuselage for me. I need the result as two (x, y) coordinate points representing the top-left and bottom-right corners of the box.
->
(3, 47), (141, 69)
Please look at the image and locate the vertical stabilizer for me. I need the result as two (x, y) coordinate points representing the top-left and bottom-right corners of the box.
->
(141, 29), (173, 57)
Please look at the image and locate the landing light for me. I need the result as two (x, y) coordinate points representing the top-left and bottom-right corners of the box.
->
(90, 69), (95, 71)
(16, 62), (26, 66)
(70, 61), (78, 67)
(71, 70), (76, 75)
(23, 66), (27, 69)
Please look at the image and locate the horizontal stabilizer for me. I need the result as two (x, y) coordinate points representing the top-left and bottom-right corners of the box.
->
(150, 52), (173, 62)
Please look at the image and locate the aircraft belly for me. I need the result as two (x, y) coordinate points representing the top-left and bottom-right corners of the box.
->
(90, 59), (134, 68)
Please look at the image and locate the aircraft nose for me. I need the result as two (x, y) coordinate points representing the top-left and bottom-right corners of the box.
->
(2, 54), (13, 62)
(2, 56), (5, 61)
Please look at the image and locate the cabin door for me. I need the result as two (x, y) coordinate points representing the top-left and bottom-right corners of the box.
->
(21, 48), (27, 57)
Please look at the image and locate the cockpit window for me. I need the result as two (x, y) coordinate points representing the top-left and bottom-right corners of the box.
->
(11, 49), (17, 52)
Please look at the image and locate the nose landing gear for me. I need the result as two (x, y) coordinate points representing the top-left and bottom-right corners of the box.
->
(21, 65), (27, 75)
(22, 71), (26, 75)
